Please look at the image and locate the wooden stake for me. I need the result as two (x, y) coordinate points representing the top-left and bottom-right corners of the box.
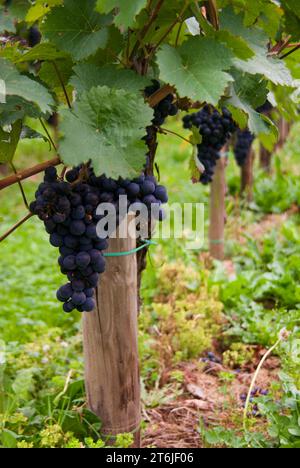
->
(259, 145), (272, 172)
(241, 147), (255, 202)
(82, 217), (140, 447)
(209, 155), (226, 260)
(276, 117), (290, 152)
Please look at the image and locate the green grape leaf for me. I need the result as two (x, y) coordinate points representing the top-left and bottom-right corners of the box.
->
(0, 43), (23, 62)
(256, 3), (283, 38)
(230, 71), (269, 109)
(227, 83), (278, 150)
(0, 6), (16, 33)
(0, 96), (44, 126)
(96, 0), (147, 28)
(0, 120), (22, 164)
(39, 58), (74, 91)
(0, 0), (28, 32)
(156, 38), (234, 105)
(5, 0), (28, 21)
(220, 7), (293, 86)
(217, 0), (277, 27)
(189, 146), (204, 183)
(283, 9), (300, 41)
(70, 64), (150, 95)
(26, 0), (63, 23)
(17, 43), (70, 63)
(190, 126), (202, 146)
(0, 59), (54, 115)
(59, 86), (154, 178)
(215, 30), (254, 60)
(282, 0), (300, 18)
(41, 0), (109, 61)
(21, 125), (49, 142)
(86, 24), (123, 67)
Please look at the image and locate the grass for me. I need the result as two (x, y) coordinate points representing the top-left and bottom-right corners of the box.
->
(0, 119), (300, 447)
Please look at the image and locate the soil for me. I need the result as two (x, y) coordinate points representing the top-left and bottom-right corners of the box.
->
(142, 355), (280, 448)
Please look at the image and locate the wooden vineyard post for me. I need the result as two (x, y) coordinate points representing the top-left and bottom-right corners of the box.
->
(259, 145), (272, 172)
(209, 154), (227, 260)
(82, 217), (141, 447)
(276, 117), (290, 152)
(241, 147), (255, 201)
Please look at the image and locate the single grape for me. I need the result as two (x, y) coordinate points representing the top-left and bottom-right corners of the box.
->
(82, 298), (96, 312)
(71, 280), (85, 292)
(141, 180), (156, 196)
(50, 233), (64, 248)
(57, 283), (72, 301)
(76, 252), (91, 269)
(72, 292), (87, 306)
(70, 220), (86, 236)
(63, 255), (77, 271)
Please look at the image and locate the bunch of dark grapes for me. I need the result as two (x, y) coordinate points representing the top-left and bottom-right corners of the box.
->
(183, 106), (236, 184)
(30, 167), (107, 313)
(143, 80), (178, 169)
(144, 80), (178, 127)
(30, 166), (168, 313)
(28, 27), (41, 47)
(234, 129), (255, 167)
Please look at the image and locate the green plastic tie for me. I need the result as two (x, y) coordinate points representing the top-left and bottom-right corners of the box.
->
(103, 240), (157, 257)
(210, 239), (224, 245)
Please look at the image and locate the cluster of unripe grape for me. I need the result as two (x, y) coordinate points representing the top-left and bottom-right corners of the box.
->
(183, 106), (236, 184)
(234, 129), (255, 167)
(30, 166), (168, 313)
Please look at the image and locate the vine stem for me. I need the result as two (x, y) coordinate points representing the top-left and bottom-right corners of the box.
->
(0, 156), (61, 191)
(9, 162), (29, 209)
(243, 329), (289, 436)
(175, 20), (184, 47)
(150, 1), (189, 56)
(0, 212), (34, 243)
(285, 42), (300, 47)
(52, 61), (72, 109)
(159, 127), (193, 145)
(129, 0), (165, 61)
(60, 165), (68, 179)
(268, 35), (291, 56)
(39, 118), (57, 151)
(280, 44), (300, 60)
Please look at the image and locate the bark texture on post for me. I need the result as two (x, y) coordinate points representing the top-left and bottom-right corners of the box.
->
(209, 156), (226, 260)
(83, 219), (140, 447)
(241, 147), (255, 201)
